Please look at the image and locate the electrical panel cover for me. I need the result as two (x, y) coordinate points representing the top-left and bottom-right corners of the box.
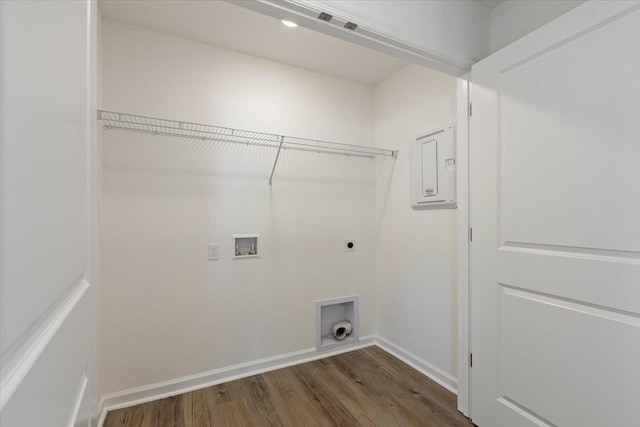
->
(410, 124), (456, 209)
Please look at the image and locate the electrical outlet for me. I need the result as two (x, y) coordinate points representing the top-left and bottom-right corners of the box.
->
(344, 239), (356, 252)
(208, 244), (220, 260)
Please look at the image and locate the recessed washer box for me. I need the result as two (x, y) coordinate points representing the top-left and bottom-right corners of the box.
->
(316, 296), (359, 352)
(410, 124), (456, 209)
(232, 234), (260, 259)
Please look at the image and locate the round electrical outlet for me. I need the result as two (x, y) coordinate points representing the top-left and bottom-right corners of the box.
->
(344, 240), (356, 252)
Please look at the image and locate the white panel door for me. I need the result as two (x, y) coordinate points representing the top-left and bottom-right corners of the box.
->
(470, 2), (640, 427)
(1, 1), (97, 426)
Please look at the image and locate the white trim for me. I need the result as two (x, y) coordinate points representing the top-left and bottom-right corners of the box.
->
(0, 0), (6, 392)
(66, 374), (89, 427)
(97, 404), (107, 427)
(0, 279), (90, 410)
(456, 75), (471, 417)
(97, 335), (376, 425)
(375, 336), (458, 395)
(232, 0), (475, 76)
(293, 0), (481, 67)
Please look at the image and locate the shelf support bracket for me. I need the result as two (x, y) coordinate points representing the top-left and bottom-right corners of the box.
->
(269, 137), (284, 186)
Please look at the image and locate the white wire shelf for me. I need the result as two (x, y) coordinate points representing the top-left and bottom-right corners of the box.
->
(98, 110), (397, 185)
(97, 110), (397, 159)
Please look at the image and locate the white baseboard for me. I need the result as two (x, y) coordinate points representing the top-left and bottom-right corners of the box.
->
(97, 334), (458, 426)
(98, 335), (376, 426)
(375, 335), (458, 394)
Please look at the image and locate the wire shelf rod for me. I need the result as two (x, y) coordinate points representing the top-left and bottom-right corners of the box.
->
(98, 110), (397, 159)
(102, 125), (377, 159)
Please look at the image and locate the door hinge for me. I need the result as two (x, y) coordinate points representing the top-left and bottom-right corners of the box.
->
(469, 102), (472, 116)
(470, 353), (473, 367)
(469, 227), (473, 242)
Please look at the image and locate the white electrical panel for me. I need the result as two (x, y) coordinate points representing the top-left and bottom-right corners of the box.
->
(410, 124), (456, 209)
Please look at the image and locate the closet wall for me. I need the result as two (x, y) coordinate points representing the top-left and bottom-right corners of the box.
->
(374, 65), (459, 389)
(99, 19), (377, 395)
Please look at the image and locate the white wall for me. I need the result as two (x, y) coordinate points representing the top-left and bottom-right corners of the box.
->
(490, 0), (585, 52)
(99, 19), (377, 395)
(374, 65), (459, 387)
(0, 1), (99, 426)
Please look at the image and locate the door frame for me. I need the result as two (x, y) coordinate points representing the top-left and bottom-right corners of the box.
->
(455, 75), (471, 417)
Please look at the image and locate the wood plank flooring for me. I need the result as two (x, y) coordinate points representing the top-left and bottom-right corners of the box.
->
(104, 346), (473, 427)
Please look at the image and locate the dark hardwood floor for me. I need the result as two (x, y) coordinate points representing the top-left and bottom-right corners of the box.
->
(104, 346), (473, 427)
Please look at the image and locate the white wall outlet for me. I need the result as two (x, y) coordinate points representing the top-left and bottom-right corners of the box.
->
(208, 243), (220, 260)
(344, 239), (356, 252)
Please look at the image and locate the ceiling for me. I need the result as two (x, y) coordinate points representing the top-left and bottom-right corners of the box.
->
(474, 0), (505, 10)
(98, 0), (409, 86)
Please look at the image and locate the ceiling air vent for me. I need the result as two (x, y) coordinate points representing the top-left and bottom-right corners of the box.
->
(318, 12), (333, 22)
(344, 22), (358, 31)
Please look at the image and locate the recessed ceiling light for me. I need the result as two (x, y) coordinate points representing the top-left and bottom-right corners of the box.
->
(281, 20), (298, 28)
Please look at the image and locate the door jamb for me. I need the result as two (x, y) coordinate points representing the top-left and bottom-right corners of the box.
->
(456, 74), (471, 417)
